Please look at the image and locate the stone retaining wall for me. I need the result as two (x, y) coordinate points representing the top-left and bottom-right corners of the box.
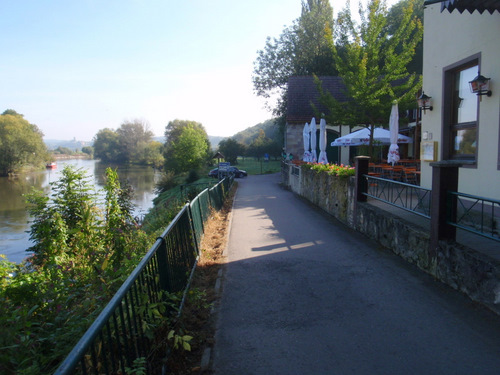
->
(283, 164), (500, 315)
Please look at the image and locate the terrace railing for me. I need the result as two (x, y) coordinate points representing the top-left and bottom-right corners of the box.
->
(363, 175), (432, 219)
(54, 176), (233, 375)
(447, 191), (500, 242)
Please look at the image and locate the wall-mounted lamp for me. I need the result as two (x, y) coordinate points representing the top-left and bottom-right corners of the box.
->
(469, 71), (492, 99)
(417, 92), (433, 113)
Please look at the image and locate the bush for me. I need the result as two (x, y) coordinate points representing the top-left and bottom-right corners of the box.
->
(156, 171), (178, 194)
(185, 170), (199, 184)
(303, 162), (355, 177)
(0, 166), (153, 374)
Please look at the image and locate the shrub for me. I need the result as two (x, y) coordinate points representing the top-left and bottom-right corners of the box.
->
(303, 162), (355, 177)
(155, 171), (178, 193)
(185, 170), (199, 184)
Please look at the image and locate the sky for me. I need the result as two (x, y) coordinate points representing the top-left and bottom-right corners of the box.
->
(1, 0), (400, 141)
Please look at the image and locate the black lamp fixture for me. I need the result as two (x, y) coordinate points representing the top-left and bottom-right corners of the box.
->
(469, 71), (492, 99)
(417, 91), (433, 113)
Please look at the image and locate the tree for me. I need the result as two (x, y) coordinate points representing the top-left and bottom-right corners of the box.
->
(116, 119), (154, 164)
(246, 129), (279, 160)
(93, 128), (120, 162)
(163, 120), (211, 174)
(317, 0), (423, 157)
(0, 110), (49, 176)
(217, 138), (246, 165)
(252, 0), (336, 117)
(386, 0), (424, 75)
(81, 146), (94, 157)
(141, 140), (164, 169)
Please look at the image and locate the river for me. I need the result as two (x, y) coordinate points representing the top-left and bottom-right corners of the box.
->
(0, 159), (159, 263)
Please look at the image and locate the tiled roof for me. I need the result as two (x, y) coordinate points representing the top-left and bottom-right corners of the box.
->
(425, 0), (500, 14)
(286, 76), (348, 123)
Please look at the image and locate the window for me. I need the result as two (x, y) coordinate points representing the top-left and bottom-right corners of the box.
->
(443, 56), (479, 162)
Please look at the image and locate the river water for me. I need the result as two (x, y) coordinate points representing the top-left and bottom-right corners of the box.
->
(0, 159), (159, 263)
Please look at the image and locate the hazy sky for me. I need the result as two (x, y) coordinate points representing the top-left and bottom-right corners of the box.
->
(1, 0), (399, 141)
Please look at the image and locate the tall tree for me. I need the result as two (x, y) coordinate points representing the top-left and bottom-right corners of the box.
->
(217, 138), (246, 165)
(0, 110), (49, 176)
(386, 0), (424, 74)
(93, 128), (120, 163)
(252, 0), (336, 118)
(317, 0), (423, 157)
(163, 120), (211, 174)
(116, 120), (153, 164)
(93, 120), (154, 165)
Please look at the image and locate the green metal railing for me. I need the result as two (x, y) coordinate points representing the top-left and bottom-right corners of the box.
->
(447, 191), (500, 242)
(363, 175), (432, 219)
(54, 176), (233, 375)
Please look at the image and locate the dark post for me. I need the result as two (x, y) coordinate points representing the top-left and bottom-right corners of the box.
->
(429, 161), (461, 257)
(155, 236), (170, 291)
(355, 156), (370, 202)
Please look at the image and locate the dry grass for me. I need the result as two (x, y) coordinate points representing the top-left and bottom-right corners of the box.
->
(162, 184), (236, 374)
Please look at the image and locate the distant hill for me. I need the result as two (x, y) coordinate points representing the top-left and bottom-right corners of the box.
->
(44, 139), (92, 151)
(232, 119), (281, 146)
(208, 135), (226, 149)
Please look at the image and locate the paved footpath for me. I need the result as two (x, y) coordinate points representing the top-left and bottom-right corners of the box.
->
(211, 173), (500, 375)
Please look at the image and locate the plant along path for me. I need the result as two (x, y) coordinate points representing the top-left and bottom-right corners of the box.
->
(161, 184), (236, 374)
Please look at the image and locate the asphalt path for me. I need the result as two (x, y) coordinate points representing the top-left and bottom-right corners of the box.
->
(212, 173), (500, 375)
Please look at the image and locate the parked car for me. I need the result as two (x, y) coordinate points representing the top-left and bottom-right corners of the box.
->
(209, 166), (247, 178)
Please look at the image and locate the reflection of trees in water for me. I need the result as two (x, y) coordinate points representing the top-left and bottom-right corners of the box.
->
(93, 162), (159, 216)
(0, 173), (47, 212)
(93, 162), (157, 196)
(1, 159), (159, 261)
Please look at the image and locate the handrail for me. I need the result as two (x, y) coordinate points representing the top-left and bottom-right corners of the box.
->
(447, 191), (500, 242)
(54, 176), (234, 374)
(363, 174), (432, 219)
(54, 205), (189, 374)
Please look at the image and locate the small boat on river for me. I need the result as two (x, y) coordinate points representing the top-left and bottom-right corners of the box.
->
(46, 162), (57, 169)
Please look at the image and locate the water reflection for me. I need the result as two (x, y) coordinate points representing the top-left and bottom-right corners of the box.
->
(0, 159), (159, 263)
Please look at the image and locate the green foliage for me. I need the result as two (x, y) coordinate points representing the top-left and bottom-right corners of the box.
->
(163, 120), (211, 174)
(125, 357), (147, 375)
(81, 146), (94, 157)
(217, 138), (246, 165)
(0, 110), (49, 176)
(167, 330), (193, 352)
(155, 171), (179, 194)
(317, 0), (423, 158)
(93, 128), (120, 162)
(53, 146), (75, 155)
(142, 140), (164, 169)
(246, 129), (282, 160)
(186, 170), (199, 184)
(0, 166), (153, 374)
(305, 162), (356, 177)
(93, 120), (156, 165)
(252, 0), (336, 117)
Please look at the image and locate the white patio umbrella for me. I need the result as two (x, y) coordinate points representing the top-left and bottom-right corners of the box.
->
(330, 127), (412, 147)
(387, 101), (400, 166)
(318, 118), (328, 164)
(303, 122), (311, 161)
(310, 117), (317, 162)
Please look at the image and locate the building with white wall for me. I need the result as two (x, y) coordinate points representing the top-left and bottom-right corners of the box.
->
(421, 0), (499, 199)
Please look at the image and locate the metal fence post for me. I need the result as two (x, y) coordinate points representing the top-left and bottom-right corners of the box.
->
(155, 236), (170, 292)
(429, 161), (462, 257)
(355, 156), (370, 202)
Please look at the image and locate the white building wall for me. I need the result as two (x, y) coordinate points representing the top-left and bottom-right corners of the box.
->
(422, 4), (500, 199)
